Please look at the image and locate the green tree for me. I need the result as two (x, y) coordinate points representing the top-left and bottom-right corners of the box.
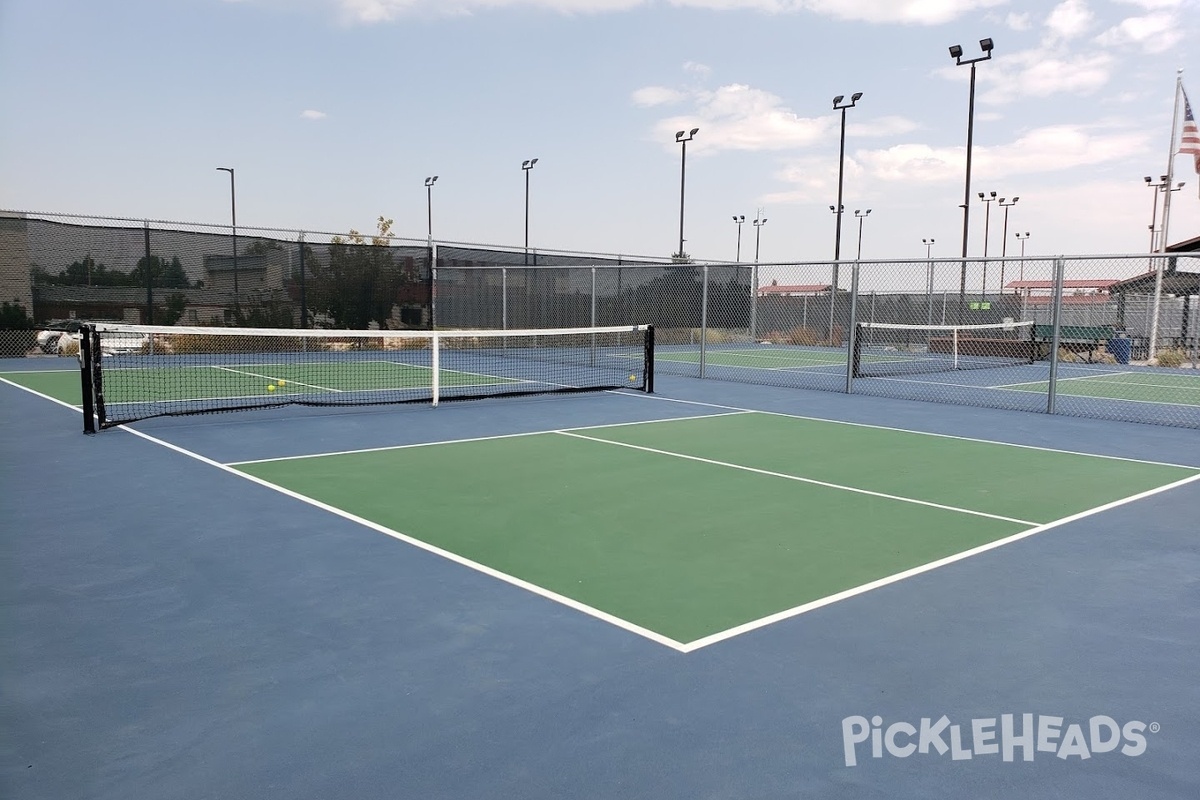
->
(0, 301), (34, 330)
(307, 217), (407, 329)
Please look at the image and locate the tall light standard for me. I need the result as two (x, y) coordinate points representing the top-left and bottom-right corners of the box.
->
(752, 215), (768, 262)
(1015, 231), (1030, 317)
(733, 215), (745, 262)
(522, 158), (537, 265)
(831, 93), (862, 262)
(923, 237), (935, 324)
(949, 38), (994, 319)
(979, 190), (996, 296)
(675, 128), (699, 260)
(854, 209), (871, 260)
(998, 195), (1018, 296)
(216, 167), (238, 299)
(424, 175), (438, 241)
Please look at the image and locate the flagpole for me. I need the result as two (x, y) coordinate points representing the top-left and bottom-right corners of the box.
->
(1148, 69), (1183, 361)
(1160, 70), (1184, 250)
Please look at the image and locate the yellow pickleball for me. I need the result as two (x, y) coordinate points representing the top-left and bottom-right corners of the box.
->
(268, 384), (276, 392)
(278, 379), (287, 386)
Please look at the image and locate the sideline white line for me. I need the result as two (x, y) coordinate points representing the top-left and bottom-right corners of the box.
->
(121, 425), (690, 653)
(609, 391), (1200, 471)
(557, 430), (1037, 526)
(225, 411), (752, 465)
(990, 371), (1133, 389)
(679, 469), (1200, 652)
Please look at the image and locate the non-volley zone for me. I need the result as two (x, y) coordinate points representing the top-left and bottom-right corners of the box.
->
(997, 369), (1200, 407)
(228, 411), (1198, 651)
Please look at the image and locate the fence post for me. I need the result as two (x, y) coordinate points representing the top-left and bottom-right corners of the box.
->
(298, 233), (307, 328)
(501, 267), (508, 331)
(844, 262), (860, 394)
(1047, 257), (1066, 415)
(144, 220), (153, 325)
(700, 265), (709, 379)
(750, 261), (758, 341)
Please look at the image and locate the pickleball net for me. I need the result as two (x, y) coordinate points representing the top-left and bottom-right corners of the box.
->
(852, 320), (1037, 378)
(80, 323), (654, 430)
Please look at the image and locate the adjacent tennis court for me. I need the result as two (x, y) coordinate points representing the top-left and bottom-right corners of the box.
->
(996, 369), (1200, 407)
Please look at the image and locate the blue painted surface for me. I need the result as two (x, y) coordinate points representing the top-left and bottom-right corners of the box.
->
(2, 374), (1198, 799)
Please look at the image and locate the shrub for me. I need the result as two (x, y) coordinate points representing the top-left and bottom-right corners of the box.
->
(1154, 347), (1188, 368)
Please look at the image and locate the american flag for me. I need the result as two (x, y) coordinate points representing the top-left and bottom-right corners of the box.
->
(1181, 85), (1200, 176)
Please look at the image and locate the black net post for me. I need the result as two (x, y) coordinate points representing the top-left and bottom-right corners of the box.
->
(144, 221), (153, 325)
(90, 328), (107, 428)
(647, 324), (656, 393)
(80, 324), (95, 434)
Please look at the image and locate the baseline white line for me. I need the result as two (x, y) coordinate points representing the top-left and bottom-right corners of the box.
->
(606, 391), (1200, 470)
(225, 411), (753, 466)
(109, 422), (693, 653)
(680, 469), (1200, 652)
(556, 430), (1037, 526)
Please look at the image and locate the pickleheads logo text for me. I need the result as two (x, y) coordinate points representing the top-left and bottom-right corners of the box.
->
(841, 714), (1158, 767)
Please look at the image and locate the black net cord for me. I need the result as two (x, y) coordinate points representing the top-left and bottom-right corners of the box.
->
(80, 324), (95, 434)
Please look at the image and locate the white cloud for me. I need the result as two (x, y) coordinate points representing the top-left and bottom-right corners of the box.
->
(1095, 11), (1183, 54)
(1044, 0), (1094, 43)
(1005, 11), (1032, 30)
(632, 87), (686, 107)
(300, 109), (328, 120)
(329, 0), (1004, 23)
(855, 124), (1151, 184)
(683, 61), (711, 77)
(648, 84), (830, 152)
(971, 49), (1114, 104)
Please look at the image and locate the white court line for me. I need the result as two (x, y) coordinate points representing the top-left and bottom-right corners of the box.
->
(556, 430), (1037, 526)
(680, 469), (1200, 652)
(607, 391), (1200, 470)
(211, 365), (343, 393)
(225, 411), (753, 466)
(990, 370), (1133, 389)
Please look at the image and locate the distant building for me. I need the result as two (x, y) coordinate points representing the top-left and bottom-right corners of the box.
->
(757, 281), (833, 297)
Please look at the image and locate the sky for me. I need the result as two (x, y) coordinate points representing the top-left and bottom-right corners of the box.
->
(1, 0), (1199, 266)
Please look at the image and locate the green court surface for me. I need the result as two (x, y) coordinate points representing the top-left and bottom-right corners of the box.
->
(656, 346), (845, 370)
(1000, 370), (1200, 406)
(233, 412), (1198, 646)
(1, 361), (509, 407)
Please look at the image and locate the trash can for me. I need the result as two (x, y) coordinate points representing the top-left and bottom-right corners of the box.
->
(1107, 333), (1131, 365)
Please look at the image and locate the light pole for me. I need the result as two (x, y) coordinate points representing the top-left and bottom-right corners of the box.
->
(854, 209), (871, 260)
(998, 195), (1018, 297)
(424, 175), (438, 241)
(216, 167), (238, 299)
(923, 237), (935, 325)
(522, 158), (537, 266)
(676, 128), (699, 260)
(753, 215), (767, 262)
(733, 215), (745, 262)
(979, 190), (996, 297)
(831, 93), (862, 262)
(1015, 231), (1030, 318)
(950, 38), (994, 319)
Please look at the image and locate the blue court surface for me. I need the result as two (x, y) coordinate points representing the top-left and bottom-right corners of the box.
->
(3, 357), (1200, 800)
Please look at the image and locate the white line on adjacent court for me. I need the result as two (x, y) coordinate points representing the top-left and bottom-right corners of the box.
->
(556, 430), (1037, 526)
(989, 370), (1133, 389)
(609, 389), (1200, 471)
(225, 411), (753, 465)
(211, 365), (342, 393)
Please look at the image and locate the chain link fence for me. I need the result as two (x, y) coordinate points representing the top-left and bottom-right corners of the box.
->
(3, 210), (1198, 428)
